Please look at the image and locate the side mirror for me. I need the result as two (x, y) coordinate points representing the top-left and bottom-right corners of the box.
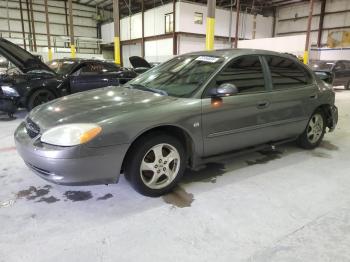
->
(214, 83), (239, 97)
(315, 71), (333, 84)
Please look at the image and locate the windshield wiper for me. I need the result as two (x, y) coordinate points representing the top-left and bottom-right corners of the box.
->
(129, 84), (168, 96)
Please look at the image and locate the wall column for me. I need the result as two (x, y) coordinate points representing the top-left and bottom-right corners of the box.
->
(141, 0), (145, 58)
(317, 0), (326, 48)
(205, 0), (216, 50)
(173, 0), (177, 55)
(19, 0), (27, 50)
(44, 0), (52, 61)
(68, 0), (76, 58)
(304, 0), (315, 64)
(234, 0), (240, 48)
(113, 0), (121, 65)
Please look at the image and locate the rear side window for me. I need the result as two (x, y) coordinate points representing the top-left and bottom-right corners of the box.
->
(265, 56), (312, 90)
(80, 62), (109, 75)
(214, 55), (266, 94)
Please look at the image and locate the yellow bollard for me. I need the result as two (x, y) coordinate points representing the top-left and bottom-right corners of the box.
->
(48, 48), (53, 61)
(114, 36), (121, 65)
(205, 17), (215, 50)
(70, 44), (76, 58)
(303, 50), (309, 64)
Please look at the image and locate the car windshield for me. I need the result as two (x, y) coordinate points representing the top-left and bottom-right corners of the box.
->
(127, 55), (225, 97)
(47, 60), (76, 75)
(310, 61), (335, 71)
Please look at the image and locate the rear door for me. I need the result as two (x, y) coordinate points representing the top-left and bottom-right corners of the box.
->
(201, 55), (272, 156)
(333, 61), (347, 86)
(260, 55), (318, 142)
(342, 61), (350, 87)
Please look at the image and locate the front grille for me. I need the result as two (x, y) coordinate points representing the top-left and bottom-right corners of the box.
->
(25, 118), (40, 138)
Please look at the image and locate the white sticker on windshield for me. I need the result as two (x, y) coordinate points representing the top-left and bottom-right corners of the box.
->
(195, 56), (220, 63)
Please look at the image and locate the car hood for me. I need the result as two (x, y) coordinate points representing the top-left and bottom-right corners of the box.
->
(29, 86), (178, 129)
(0, 38), (55, 74)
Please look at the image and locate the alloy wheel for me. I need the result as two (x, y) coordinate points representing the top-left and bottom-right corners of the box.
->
(140, 143), (180, 189)
(307, 113), (324, 144)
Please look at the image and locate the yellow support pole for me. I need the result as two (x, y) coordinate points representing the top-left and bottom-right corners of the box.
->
(48, 48), (53, 61)
(114, 37), (121, 65)
(70, 44), (76, 58)
(304, 0), (314, 64)
(303, 51), (309, 65)
(205, 0), (216, 51)
(206, 17), (215, 50)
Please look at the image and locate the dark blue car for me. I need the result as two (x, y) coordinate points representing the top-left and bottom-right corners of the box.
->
(0, 38), (137, 116)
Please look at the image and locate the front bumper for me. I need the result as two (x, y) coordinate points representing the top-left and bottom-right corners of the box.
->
(0, 97), (19, 114)
(14, 121), (130, 185)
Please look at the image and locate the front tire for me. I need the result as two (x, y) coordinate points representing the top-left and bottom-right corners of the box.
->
(27, 89), (56, 111)
(125, 133), (186, 197)
(297, 110), (326, 149)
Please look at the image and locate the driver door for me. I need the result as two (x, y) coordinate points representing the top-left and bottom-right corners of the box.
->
(69, 62), (111, 93)
(201, 55), (271, 156)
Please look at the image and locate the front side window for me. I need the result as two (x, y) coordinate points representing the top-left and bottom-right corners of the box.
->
(212, 55), (266, 94)
(266, 56), (312, 90)
(128, 55), (224, 97)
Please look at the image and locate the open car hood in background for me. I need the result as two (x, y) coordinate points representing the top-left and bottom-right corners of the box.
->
(0, 38), (55, 74)
(129, 56), (152, 69)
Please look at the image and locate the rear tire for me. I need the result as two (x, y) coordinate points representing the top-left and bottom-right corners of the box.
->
(27, 89), (56, 111)
(124, 133), (186, 197)
(297, 110), (326, 149)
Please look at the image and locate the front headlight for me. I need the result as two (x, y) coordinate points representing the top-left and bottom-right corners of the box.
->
(1, 86), (19, 97)
(41, 124), (102, 146)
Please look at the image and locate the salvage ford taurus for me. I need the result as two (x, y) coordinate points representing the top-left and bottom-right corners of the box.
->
(15, 49), (338, 196)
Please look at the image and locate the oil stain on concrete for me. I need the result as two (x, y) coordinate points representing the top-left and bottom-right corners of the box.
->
(17, 185), (52, 200)
(36, 196), (60, 203)
(97, 193), (113, 200)
(320, 141), (339, 151)
(311, 151), (332, 158)
(162, 186), (194, 208)
(246, 150), (283, 166)
(64, 191), (93, 202)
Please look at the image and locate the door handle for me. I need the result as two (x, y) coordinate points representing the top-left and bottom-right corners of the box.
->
(257, 101), (270, 109)
(309, 94), (318, 99)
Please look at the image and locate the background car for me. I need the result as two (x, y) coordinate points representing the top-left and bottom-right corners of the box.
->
(0, 38), (137, 115)
(310, 60), (350, 89)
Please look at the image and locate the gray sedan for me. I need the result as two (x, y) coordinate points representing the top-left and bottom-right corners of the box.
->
(15, 49), (338, 196)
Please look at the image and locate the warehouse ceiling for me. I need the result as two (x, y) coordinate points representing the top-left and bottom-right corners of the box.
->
(75, 0), (308, 18)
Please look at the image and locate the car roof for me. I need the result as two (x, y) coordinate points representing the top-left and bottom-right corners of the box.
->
(183, 48), (298, 60)
(50, 58), (114, 64)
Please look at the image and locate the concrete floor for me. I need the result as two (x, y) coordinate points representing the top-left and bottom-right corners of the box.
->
(0, 89), (349, 262)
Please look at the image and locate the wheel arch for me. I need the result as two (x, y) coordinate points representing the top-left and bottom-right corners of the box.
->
(315, 104), (336, 129)
(25, 86), (60, 108)
(120, 125), (196, 174)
